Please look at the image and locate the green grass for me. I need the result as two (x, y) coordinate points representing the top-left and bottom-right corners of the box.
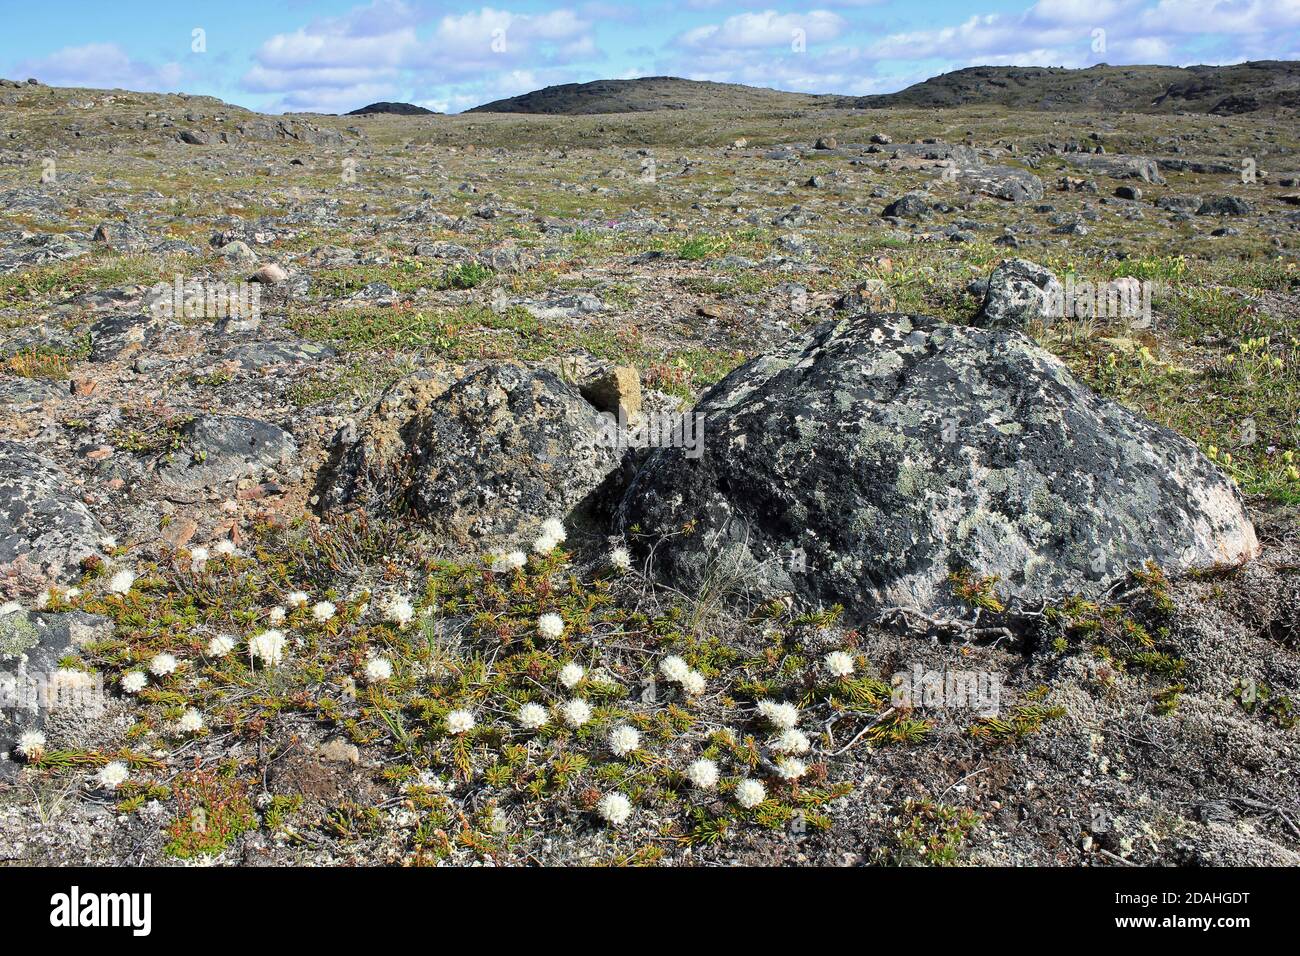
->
(287, 303), (745, 400)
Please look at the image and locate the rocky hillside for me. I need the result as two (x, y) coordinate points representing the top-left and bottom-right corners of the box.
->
(467, 76), (828, 113)
(346, 102), (438, 116)
(846, 61), (1300, 115)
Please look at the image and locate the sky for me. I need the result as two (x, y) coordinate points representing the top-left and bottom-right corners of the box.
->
(2, 0), (1298, 114)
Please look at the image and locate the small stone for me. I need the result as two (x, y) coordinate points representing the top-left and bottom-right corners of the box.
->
(579, 365), (643, 421)
(318, 738), (361, 764)
(251, 263), (287, 284)
(218, 240), (257, 268)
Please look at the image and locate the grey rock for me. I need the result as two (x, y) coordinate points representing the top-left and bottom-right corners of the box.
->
(157, 415), (297, 490)
(319, 364), (619, 549)
(1198, 195), (1252, 216)
(1, 608), (112, 775)
(884, 192), (930, 219)
(948, 164), (1045, 202)
(218, 240), (257, 268)
(884, 142), (979, 164)
(1064, 154), (1166, 184)
(87, 312), (162, 362)
(0, 376), (63, 408)
(974, 258), (1063, 329)
(1156, 194), (1203, 214)
(219, 340), (335, 370)
(0, 443), (104, 589)
(1156, 157), (1240, 175)
(616, 313), (1257, 620)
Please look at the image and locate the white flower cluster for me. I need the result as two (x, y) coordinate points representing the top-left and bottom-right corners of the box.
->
(492, 550), (527, 573)
(97, 761), (129, 791)
(538, 613), (565, 639)
(384, 594), (414, 628)
(608, 724), (640, 756)
(824, 651), (855, 678)
(517, 702), (548, 729)
(771, 728), (810, 755)
(659, 655), (706, 695)
(286, 591), (309, 608)
(177, 708), (204, 734)
(365, 657), (394, 683)
(16, 730), (46, 760)
(756, 699), (799, 730)
(560, 698), (591, 728)
(121, 671), (147, 694)
(249, 629), (286, 667)
(558, 662), (584, 688)
(686, 758), (718, 789)
(532, 517), (567, 555)
(107, 570), (136, 595)
(149, 653), (177, 677)
(597, 792), (632, 826)
(608, 546), (632, 573)
(446, 709), (475, 734)
(312, 601), (337, 622)
(208, 634), (236, 658)
(774, 757), (807, 781)
(735, 778), (767, 809)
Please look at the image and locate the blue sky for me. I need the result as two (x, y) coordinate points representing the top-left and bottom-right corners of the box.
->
(4, 0), (1298, 113)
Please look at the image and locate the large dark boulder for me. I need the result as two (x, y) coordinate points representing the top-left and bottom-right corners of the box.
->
(615, 314), (1258, 619)
(319, 364), (619, 549)
(1198, 195), (1252, 216)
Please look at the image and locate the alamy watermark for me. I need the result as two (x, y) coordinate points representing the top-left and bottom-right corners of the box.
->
(588, 408), (705, 459)
(1, 669), (106, 717)
(1018, 276), (1154, 327)
(149, 274), (261, 320)
(891, 665), (1001, 716)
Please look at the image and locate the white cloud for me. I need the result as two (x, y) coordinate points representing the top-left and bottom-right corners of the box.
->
(675, 10), (848, 50)
(867, 0), (1300, 67)
(241, 1), (602, 110)
(1137, 0), (1300, 34)
(15, 43), (183, 92)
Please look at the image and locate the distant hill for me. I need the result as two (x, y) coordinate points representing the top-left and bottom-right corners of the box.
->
(844, 61), (1300, 114)
(467, 76), (827, 114)
(346, 102), (437, 116)
(466, 62), (1300, 117)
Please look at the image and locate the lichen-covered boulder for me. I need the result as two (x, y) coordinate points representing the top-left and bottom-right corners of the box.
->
(974, 258), (1063, 330)
(1064, 153), (1166, 184)
(1, 607), (113, 779)
(158, 414), (298, 490)
(0, 443), (104, 594)
(319, 363), (619, 548)
(948, 164), (1044, 202)
(615, 313), (1258, 619)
